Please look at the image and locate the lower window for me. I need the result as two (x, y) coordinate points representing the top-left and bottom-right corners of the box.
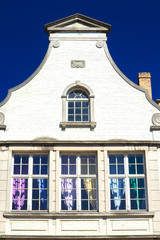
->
(109, 154), (147, 210)
(60, 154), (97, 211)
(12, 154), (48, 211)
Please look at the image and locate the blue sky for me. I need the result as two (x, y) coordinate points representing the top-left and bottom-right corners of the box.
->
(0, 0), (160, 102)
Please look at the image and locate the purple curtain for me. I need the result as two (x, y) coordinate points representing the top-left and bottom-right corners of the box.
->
(12, 178), (27, 210)
(61, 178), (76, 210)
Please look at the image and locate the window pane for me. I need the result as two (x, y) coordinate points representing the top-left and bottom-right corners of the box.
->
(109, 155), (116, 164)
(83, 115), (88, 121)
(68, 102), (74, 107)
(75, 102), (81, 107)
(22, 165), (28, 174)
(68, 115), (74, 121)
(110, 165), (116, 174)
(41, 155), (48, 164)
(117, 155), (124, 164)
(110, 178), (126, 210)
(14, 155), (21, 164)
(136, 154), (143, 163)
(33, 165), (40, 174)
(41, 165), (48, 174)
(137, 165), (144, 174)
(83, 102), (89, 107)
(128, 155), (135, 163)
(69, 165), (76, 174)
(75, 108), (81, 114)
(118, 165), (124, 174)
(33, 155), (40, 164)
(129, 164), (135, 174)
(81, 165), (87, 174)
(14, 165), (20, 174)
(61, 165), (68, 174)
(69, 155), (76, 164)
(76, 115), (81, 121)
(62, 155), (68, 164)
(61, 178), (76, 210)
(89, 165), (96, 174)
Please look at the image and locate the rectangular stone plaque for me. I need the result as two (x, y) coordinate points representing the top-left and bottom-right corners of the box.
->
(71, 60), (85, 68)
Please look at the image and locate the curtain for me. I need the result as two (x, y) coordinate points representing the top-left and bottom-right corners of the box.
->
(82, 178), (96, 209)
(12, 178), (27, 210)
(110, 178), (125, 210)
(61, 178), (76, 210)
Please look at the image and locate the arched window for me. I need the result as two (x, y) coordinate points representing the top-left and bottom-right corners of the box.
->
(68, 89), (89, 122)
(60, 81), (96, 130)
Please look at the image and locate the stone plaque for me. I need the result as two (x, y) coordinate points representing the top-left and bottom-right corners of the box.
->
(71, 60), (85, 68)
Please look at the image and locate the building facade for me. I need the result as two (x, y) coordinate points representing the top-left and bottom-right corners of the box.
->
(0, 14), (160, 239)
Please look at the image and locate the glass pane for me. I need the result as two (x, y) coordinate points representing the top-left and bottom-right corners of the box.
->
(22, 155), (29, 164)
(81, 165), (87, 174)
(136, 154), (143, 163)
(68, 92), (75, 98)
(110, 165), (116, 174)
(130, 188), (137, 198)
(69, 165), (76, 174)
(109, 155), (116, 164)
(137, 165), (144, 174)
(40, 200), (47, 210)
(83, 102), (89, 107)
(33, 165), (39, 175)
(61, 165), (68, 174)
(81, 156), (87, 164)
(76, 115), (81, 121)
(129, 155), (135, 163)
(81, 92), (88, 99)
(131, 200), (138, 210)
(75, 102), (81, 107)
(129, 164), (135, 174)
(118, 165), (124, 174)
(138, 178), (144, 188)
(75, 108), (81, 114)
(62, 155), (68, 164)
(89, 165), (96, 174)
(32, 200), (39, 210)
(83, 108), (88, 114)
(32, 190), (39, 199)
(68, 115), (74, 121)
(138, 188), (145, 198)
(14, 155), (20, 164)
(89, 156), (96, 164)
(41, 165), (47, 174)
(33, 155), (40, 164)
(68, 108), (74, 114)
(139, 200), (146, 209)
(22, 165), (28, 174)
(41, 155), (48, 164)
(117, 155), (124, 164)
(83, 115), (88, 121)
(82, 200), (88, 210)
(14, 165), (20, 174)
(69, 155), (76, 164)
(68, 102), (74, 107)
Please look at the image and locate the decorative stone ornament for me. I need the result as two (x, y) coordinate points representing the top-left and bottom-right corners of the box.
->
(71, 60), (85, 68)
(96, 41), (104, 48)
(0, 112), (5, 124)
(152, 113), (160, 126)
(52, 41), (60, 48)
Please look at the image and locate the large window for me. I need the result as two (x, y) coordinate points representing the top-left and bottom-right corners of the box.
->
(109, 154), (146, 210)
(12, 154), (48, 211)
(60, 154), (97, 211)
(68, 90), (89, 122)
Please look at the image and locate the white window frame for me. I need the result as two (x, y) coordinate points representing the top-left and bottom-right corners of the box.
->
(11, 154), (48, 211)
(60, 153), (98, 211)
(108, 153), (147, 211)
(60, 81), (96, 130)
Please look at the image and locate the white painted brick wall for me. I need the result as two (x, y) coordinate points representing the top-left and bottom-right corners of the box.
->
(0, 34), (159, 141)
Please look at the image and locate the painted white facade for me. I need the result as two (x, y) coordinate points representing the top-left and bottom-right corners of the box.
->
(0, 14), (160, 239)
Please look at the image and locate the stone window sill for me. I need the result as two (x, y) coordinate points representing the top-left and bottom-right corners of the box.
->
(4, 211), (154, 219)
(60, 122), (96, 131)
(0, 124), (6, 130)
(150, 126), (160, 130)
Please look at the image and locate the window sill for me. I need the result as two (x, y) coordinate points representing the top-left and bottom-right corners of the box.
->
(0, 124), (6, 130)
(150, 125), (160, 130)
(60, 121), (96, 131)
(4, 211), (154, 219)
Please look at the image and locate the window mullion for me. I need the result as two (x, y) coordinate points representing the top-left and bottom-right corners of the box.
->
(77, 154), (81, 211)
(28, 155), (32, 211)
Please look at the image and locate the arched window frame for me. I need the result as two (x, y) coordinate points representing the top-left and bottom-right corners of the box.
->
(60, 81), (96, 130)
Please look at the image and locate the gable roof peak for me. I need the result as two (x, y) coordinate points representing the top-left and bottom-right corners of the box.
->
(45, 13), (111, 35)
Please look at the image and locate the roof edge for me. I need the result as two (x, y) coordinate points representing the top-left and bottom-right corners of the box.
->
(45, 13), (111, 34)
(0, 42), (53, 107)
(103, 43), (160, 111)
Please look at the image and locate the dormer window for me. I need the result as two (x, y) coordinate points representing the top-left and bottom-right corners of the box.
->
(60, 81), (96, 130)
(68, 90), (89, 122)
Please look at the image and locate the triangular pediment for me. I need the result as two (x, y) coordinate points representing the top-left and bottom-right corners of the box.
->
(45, 13), (111, 34)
